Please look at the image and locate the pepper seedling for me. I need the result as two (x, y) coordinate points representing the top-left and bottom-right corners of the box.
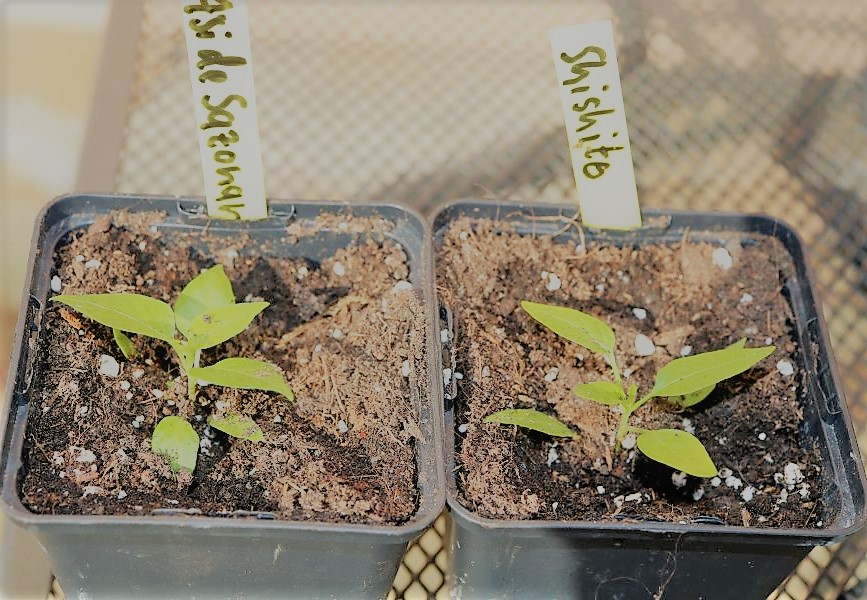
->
(53, 265), (293, 474)
(485, 301), (776, 478)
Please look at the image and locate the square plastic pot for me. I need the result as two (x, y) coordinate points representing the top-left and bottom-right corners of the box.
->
(1, 194), (445, 600)
(432, 200), (866, 600)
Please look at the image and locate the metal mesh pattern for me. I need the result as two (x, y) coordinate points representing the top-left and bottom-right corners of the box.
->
(103, 1), (867, 597)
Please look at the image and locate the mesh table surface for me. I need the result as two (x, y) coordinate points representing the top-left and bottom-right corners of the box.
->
(67, 1), (867, 597)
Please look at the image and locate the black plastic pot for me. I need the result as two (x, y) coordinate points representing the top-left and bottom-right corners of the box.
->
(432, 200), (866, 600)
(1, 194), (445, 600)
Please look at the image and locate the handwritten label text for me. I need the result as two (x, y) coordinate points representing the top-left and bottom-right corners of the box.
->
(181, 0), (267, 220)
(550, 22), (641, 230)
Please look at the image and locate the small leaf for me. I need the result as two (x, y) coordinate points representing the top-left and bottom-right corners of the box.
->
(669, 384), (715, 408)
(521, 301), (615, 357)
(174, 265), (236, 337)
(186, 301), (269, 350)
(190, 357), (294, 400)
(636, 429), (718, 477)
(484, 409), (576, 438)
(53, 293), (175, 342)
(151, 416), (199, 473)
(573, 381), (625, 406)
(648, 344), (775, 398)
(207, 413), (264, 442)
(113, 328), (136, 360)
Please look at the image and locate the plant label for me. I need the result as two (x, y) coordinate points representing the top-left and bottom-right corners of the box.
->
(550, 21), (642, 230)
(180, 0), (267, 220)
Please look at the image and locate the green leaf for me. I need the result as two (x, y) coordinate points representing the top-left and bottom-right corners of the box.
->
(190, 357), (294, 400)
(207, 413), (264, 442)
(174, 265), (236, 337)
(669, 384), (715, 408)
(484, 408), (576, 438)
(636, 429), (718, 477)
(52, 293), (175, 342)
(186, 301), (269, 350)
(151, 416), (199, 473)
(520, 301), (615, 357)
(647, 344), (775, 398)
(169, 339), (193, 369)
(113, 328), (136, 360)
(666, 341), (744, 406)
(573, 381), (625, 406)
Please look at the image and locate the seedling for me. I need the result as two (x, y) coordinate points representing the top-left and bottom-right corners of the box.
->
(485, 301), (776, 478)
(53, 265), (293, 474)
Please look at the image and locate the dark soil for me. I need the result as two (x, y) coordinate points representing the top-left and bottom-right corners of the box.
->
(21, 210), (427, 525)
(437, 216), (827, 528)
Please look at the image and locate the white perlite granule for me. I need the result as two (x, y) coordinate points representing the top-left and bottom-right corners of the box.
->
(76, 450), (96, 464)
(712, 247), (733, 270)
(547, 445), (559, 467)
(725, 476), (743, 490)
(783, 463), (804, 488)
(98, 355), (120, 378)
(635, 334), (655, 356)
(776, 360), (794, 376)
(546, 274), (562, 292)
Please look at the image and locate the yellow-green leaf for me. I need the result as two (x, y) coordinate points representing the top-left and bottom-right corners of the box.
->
(484, 408), (576, 438)
(573, 381), (624, 406)
(190, 357), (294, 400)
(636, 429), (717, 477)
(669, 384), (715, 408)
(53, 293), (176, 342)
(648, 344), (775, 398)
(207, 413), (264, 442)
(112, 328), (136, 360)
(174, 265), (236, 337)
(151, 416), (199, 473)
(521, 301), (615, 357)
(186, 301), (269, 350)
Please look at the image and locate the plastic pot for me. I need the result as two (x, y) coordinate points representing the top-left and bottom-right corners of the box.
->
(1, 194), (445, 600)
(432, 200), (866, 600)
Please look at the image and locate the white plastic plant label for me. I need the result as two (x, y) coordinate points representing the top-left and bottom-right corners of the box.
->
(180, 0), (267, 220)
(550, 21), (642, 230)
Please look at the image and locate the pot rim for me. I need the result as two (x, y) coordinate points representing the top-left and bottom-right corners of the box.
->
(433, 198), (867, 544)
(1, 193), (445, 538)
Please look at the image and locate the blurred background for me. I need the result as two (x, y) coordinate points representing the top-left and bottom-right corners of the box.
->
(1, 1), (867, 598)
(1, 0), (109, 389)
(1, 2), (109, 596)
